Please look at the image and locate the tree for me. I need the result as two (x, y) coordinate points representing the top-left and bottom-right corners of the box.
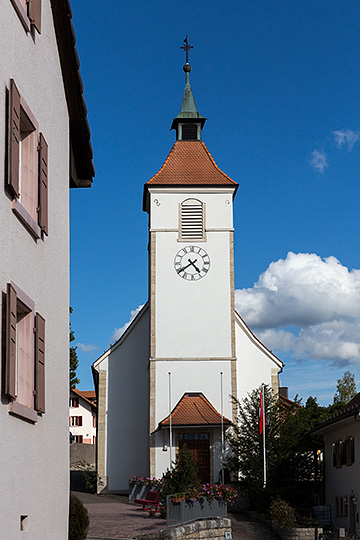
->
(226, 387), (328, 510)
(333, 370), (356, 408)
(225, 386), (282, 504)
(69, 307), (79, 389)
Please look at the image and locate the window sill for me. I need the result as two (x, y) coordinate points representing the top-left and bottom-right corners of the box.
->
(8, 401), (37, 423)
(12, 199), (42, 239)
(10, 0), (31, 32)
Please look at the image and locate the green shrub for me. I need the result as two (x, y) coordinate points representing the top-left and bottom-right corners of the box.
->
(270, 498), (297, 528)
(69, 492), (89, 540)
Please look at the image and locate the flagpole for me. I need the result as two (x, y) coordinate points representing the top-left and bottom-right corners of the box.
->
(220, 372), (224, 484)
(169, 372), (173, 470)
(262, 384), (266, 488)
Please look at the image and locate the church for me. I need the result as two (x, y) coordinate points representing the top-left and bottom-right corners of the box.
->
(93, 42), (283, 493)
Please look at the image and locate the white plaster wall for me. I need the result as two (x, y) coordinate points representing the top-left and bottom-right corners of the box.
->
(149, 189), (234, 230)
(0, 2), (70, 538)
(323, 421), (360, 535)
(155, 231), (232, 358)
(100, 308), (150, 492)
(235, 317), (281, 401)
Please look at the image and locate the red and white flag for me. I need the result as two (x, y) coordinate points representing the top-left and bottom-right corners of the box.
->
(259, 387), (264, 436)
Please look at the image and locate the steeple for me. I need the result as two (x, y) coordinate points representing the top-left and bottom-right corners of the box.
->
(171, 37), (206, 141)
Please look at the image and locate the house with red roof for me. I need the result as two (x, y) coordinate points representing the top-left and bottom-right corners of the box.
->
(69, 388), (97, 444)
(93, 48), (283, 493)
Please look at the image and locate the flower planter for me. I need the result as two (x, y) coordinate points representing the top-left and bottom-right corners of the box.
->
(172, 495), (185, 503)
(128, 481), (152, 502)
(167, 495), (227, 527)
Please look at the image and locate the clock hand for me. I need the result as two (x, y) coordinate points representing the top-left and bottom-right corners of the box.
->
(188, 258), (200, 273)
(177, 258), (200, 273)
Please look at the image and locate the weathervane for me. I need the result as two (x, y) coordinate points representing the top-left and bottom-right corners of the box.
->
(180, 36), (193, 71)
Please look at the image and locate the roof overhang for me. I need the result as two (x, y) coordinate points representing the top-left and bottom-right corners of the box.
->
(51, 0), (95, 187)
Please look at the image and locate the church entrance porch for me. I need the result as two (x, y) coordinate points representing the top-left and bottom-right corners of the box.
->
(179, 432), (210, 484)
(157, 392), (232, 484)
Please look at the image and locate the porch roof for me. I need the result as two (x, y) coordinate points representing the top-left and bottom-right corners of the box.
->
(158, 392), (231, 428)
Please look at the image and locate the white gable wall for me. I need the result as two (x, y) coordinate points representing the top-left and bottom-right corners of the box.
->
(235, 315), (282, 401)
(95, 307), (150, 492)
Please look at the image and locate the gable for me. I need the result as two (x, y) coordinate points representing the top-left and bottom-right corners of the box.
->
(235, 310), (283, 369)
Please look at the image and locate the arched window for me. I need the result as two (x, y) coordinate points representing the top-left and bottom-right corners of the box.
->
(179, 198), (205, 240)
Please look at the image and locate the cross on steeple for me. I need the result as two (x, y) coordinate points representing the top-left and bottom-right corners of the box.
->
(180, 36), (194, 65)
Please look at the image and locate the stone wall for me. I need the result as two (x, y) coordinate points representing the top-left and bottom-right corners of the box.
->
(136, 518), (231, 540)
(273, 526), (323, 540)
(70, 442), (96, 469)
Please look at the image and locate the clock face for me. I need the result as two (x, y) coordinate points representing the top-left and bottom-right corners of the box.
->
(174, 246), (210, 281)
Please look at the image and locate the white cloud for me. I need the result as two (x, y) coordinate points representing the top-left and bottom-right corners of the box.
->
(309, 150), (328, 173)
(111, 304), (145, 343)
(76, 343), (98, 353)
(333, 129), (360, 152)
(235, 252), (360, 365)
(257, 320), (360, 364)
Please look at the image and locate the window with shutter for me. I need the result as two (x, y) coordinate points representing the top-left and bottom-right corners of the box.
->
(7, 80), (48, 238)
(4, 282), (45, 422)
(179, 198), (205, 241)
(10, 0), (42, 34)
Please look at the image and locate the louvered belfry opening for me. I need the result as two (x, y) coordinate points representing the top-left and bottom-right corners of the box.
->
(180, 198), (204, 240)
(181, 123), (198, 140)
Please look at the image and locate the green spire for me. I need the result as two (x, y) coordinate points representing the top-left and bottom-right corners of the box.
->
(171, 37), (206, 140)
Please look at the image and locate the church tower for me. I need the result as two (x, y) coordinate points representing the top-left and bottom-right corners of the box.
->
(93, 40), (283, 492)
(143, 39), (239, 480)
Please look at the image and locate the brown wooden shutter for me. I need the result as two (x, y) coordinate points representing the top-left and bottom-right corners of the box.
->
(8, 80), (20, 199)
(38, 133), (48, 235)
(35, 313), (45, 413)
(5, 284), (17, 399)
(79, 416), (83, 427)
(28, 0), (41, 33)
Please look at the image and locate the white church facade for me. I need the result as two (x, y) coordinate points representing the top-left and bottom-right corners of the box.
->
(93, 48), (283, 493)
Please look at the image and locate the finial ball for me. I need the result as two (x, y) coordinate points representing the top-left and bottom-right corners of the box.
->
(183, 63), (192, 73)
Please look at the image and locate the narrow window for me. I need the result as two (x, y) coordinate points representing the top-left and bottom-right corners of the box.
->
(70, 397), (79, 408)
(332, 443), (336, 467)
(10, 0), (41, 33)
(336, 496), (339, 517)
(346, 437), (355, 466)
(4, 282), (45, 418)
(179, 198), (205, 241)
(8, 80), (48, 237)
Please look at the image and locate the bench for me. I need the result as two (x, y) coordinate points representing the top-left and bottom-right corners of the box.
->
(134, 490), (161, 513)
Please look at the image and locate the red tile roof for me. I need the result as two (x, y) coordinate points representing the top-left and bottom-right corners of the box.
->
(146, 141), (238, 187)
(72, 388), (97, 408)
(159, 392), (231, 428)
(79, 390), (96, 400)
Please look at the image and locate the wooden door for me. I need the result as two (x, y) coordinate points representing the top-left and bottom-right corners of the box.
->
(179, 433), (210, 484)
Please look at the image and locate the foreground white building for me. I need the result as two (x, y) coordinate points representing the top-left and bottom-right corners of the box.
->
(0, 1), (94, 537)
(313, 394), (360, 536)
(93, 53), (283, 493)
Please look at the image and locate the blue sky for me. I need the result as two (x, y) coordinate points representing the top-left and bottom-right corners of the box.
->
(69, 1), (360, 406)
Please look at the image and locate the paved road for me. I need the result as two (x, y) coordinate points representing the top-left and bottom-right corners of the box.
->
(75, 492), (278, 540)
